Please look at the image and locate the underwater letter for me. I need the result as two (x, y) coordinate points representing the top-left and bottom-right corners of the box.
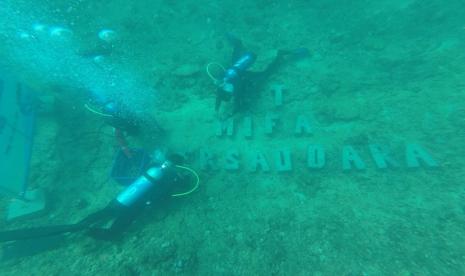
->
(248, 151), (270, 172)
(405, 143), (438, 168)
(342, 145), (366, 170)
(307, 145), (325, 169)
(0, 78), (3, 101)
(275, 149), (292, 172)
(242, 116), (253, 138)
(0, 116), (5, 135)
(199, 149), (216, 171)
(295, 115), (312, 135)
(368, 144), (399, 169)
(224, 149), (240, 171)
(265, 113), (279, 135)
(272, 84), (284, 107)
(216, 118), (234, 137)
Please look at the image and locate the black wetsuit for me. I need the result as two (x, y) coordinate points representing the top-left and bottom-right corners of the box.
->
(83, 166), (180, 240)
(104, 103), (141, 135)
(0, 164), (180, 243)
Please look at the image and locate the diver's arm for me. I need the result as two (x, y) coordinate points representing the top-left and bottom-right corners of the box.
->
(87, 203), (140, 241)
(215, 95), (222, 112)
(226, 33), (245, 63)
(253, 51), (286, 80)
(77, 199), (122, 227)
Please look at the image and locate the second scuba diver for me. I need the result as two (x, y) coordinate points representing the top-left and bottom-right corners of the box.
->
(84, 95), (164, 160)
(0, 97), (197, 244)
(213, 34), (309, 114)
(0, 152), (196, 242)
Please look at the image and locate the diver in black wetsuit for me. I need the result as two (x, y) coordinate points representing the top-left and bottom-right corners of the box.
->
(80, 159), (180, 240)
(215, 34), (309, 113)
(0, 157), (186, 242)
(85, 98), (163, 159)
(99, 100), (141, 135)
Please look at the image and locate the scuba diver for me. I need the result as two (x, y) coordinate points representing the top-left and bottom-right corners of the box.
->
(86, 99), (141, 135)
(0, 153), (199, 243)
(84, 95), (164, 160)
(85, 97), (145, 159)
(210, 34), (309, 113)
(96, 100), (140, 159)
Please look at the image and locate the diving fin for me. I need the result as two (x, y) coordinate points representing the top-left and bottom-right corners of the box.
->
(0, 224), (83, 242)
(0, 224), (85, 261)
(1, 235), (65, 261)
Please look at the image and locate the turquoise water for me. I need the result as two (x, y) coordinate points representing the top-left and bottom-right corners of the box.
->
(1, 0), (465, 275)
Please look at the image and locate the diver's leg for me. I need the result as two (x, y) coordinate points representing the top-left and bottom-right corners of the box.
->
(260, 51), (287, 78)
(242, 53), (285, 87)
(107, 208), (138, 238)
(0, 224), (81, 242)
(233, 95), (242, 113)
(254, 48), (309, 82)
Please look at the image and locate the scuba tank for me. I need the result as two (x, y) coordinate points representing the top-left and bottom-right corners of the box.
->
(223, 52), (256, 84)
(116, 161), (172, 207)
